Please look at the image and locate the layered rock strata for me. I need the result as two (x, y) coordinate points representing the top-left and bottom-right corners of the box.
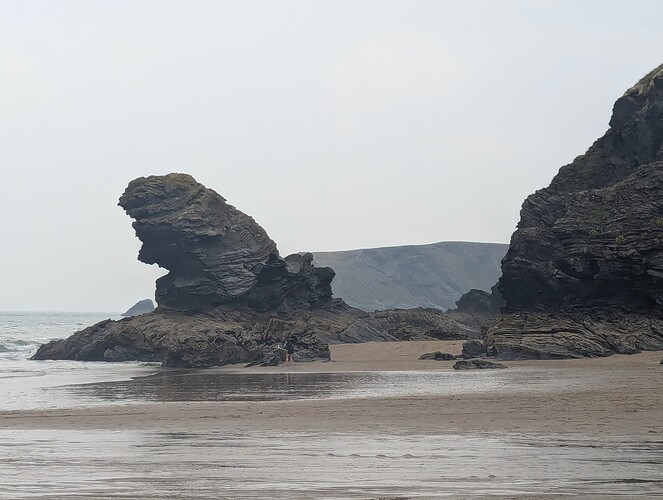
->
(499, 64), (663, 313)
(118, 174), (334, 312)
(33, 174), (479, 367)
(484, 64), (663, 359)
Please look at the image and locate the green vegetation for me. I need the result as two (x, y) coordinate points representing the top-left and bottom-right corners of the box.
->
(614, 234), (626, 245)
(590, 206), (606, 222)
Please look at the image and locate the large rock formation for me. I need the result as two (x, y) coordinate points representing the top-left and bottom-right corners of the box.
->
(312, 241), (507, 311)
(119, 174), (333, 312)
(499, 64), (663, 313)
(33, 174), (479, 367)
(483, 64), (663, 359)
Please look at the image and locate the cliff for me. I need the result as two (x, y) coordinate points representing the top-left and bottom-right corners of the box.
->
(499, 64), (663, 313)
(484, 64), (663, 359)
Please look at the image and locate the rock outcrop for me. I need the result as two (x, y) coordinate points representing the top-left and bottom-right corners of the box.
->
(499, 64), (663, 313)
(119, 174), (334, 313)
(454, 284), (504, 315)
(33, 174), (479, 368)
(484, 64), (663, 359)
(121, 299), (155, 317)
(368, 308), (481, 341)
(453, 359), (506, 370)
(485, 311), (663, 360)
(33, 300), (397, 367)
(419, 351), (456, 361)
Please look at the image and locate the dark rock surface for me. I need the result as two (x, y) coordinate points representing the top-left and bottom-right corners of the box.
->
(32, 304), (481, 368)
(480, 64), (663, 360)
(33, 300), (396, 368)
(485, 311), (663, 360)
(313, 241), (507, 311)
(33, 174), (480, 368)
(454, 284), (504, 314)
(461, 339), (487, 359)
(121, 299), (155, 317)
(419, 351), (456, 361)
(119, 174), (334, 312)
(368, 308), (481, 341)
(453, 359), (506, 370)
(498, 64), (663, 313)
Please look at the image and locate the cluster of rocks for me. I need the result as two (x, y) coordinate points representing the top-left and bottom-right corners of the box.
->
(33, 174), (480, 368)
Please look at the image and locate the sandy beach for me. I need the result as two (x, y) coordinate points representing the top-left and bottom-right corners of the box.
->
(1, 341), (661, 436)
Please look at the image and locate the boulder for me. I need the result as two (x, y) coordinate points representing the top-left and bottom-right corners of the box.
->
(453, 359), (507, 370)
(461, 339), (486, 359)
(419, 351), (456, 361)
(454, 284), (504, 314)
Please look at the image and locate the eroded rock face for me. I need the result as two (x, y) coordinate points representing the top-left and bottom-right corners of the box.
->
(499, 64), (663, 313)
(118, 174), (333, 312)
(485, 312), (663, 360)
(33, 174), (480, 368)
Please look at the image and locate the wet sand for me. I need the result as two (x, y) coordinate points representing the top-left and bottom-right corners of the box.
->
(1, 341), (661, 437)
(1, 342), (662, 498)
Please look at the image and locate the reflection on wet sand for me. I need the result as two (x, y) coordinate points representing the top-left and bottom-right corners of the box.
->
(62, 367), (584, 404)
(1, 429), (661, 499)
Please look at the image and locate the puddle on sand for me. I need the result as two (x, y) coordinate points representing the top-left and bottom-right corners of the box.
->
(0, 429), (661, 499)
(60, 368), (595, 404)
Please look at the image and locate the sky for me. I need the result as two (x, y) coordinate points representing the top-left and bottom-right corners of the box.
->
(1, 0), (662, 312)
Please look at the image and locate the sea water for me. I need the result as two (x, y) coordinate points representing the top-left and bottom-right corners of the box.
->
(1, 312), (662, 498)
(0, 312), (157, 410)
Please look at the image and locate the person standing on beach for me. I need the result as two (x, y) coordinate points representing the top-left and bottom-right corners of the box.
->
(283, 338), (295, 365)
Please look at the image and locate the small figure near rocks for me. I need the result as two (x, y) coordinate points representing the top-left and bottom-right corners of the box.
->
(419, 351), (456, 361)
(283, 338), (295, 365)
(453, 359), (507, 370)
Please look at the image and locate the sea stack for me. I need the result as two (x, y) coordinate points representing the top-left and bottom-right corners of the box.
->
(33, 174), (476, 367)
(118, 174), (334, 312)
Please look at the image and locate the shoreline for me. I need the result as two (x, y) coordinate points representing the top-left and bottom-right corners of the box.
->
(0, 342), (660, 437)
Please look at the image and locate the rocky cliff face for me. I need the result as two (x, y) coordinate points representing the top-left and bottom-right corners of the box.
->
(313, 241), (507, 311)
(479, 64), (663, 359)
(499, 64), (663, 313)
(118, 174), (333, 312)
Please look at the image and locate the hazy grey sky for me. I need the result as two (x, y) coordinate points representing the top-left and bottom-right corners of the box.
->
(1, 0), (662, 311)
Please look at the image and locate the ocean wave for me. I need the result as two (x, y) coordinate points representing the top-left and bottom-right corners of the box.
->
(0, 369), (46, 379)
